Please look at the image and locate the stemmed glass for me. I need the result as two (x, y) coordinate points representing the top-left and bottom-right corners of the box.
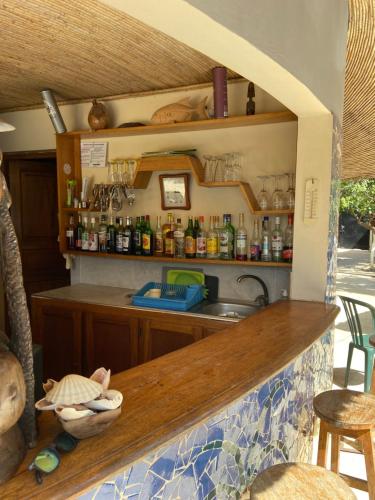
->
(257, 176), (270, 210)
(271, 175), (285, 209)
(285, 173), (295, 209)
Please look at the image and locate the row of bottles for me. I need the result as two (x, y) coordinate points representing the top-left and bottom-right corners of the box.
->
(66, 213), (293, 262)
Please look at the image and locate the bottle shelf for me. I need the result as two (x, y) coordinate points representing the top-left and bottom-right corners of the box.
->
(64, 250), (292, 268)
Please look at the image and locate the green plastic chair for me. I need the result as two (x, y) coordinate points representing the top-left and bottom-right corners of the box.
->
(339, 295), (375, 393)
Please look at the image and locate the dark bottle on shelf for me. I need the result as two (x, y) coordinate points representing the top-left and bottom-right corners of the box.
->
(196, 216), (207, 258)
(75, 214), (84, 250)
(106, 216), (117, 253)
(123, 216), (133, 255)
(164, 215), (175, 257)
(184, 216), (196, 258)
(174, 218), (185, 258)
(142, 215), (153, 256)
(66, 214), (76, 250)
(116, 217), (125, 254)
(98, 214), (107, 252)
(133, 216), (142, 255)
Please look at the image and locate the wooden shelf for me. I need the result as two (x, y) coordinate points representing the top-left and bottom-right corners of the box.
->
(64, 111), (297, 139)
(64, 251), (292, 268)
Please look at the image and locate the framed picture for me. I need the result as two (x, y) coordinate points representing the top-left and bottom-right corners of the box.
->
(159, 174), (191, 210)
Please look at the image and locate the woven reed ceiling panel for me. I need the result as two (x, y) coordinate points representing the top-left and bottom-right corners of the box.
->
(0, 0), (236, 111)
(343, 0), (375, 179)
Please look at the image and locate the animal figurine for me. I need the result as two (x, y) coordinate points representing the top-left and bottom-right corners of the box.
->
(0, 348), (27, 484)
(88, 99), (109, 130)
(0, 168), (36, 450)
(151, 97), (209, 124)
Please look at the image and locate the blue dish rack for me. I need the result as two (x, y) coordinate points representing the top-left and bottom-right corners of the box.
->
(132, 282), (204, 311)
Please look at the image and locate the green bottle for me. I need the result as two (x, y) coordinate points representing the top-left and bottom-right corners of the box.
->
(106, 216), (116, 253)
(75, 214), (84, 250)
(142, 215), (153, 256)
(184, 216), (196, 258)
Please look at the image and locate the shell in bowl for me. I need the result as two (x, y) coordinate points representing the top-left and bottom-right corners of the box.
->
(58, 407), (121, 439)
(85, 389), (123, 411)
(55, 405), (95, 421)
(45, 374), (102, 405)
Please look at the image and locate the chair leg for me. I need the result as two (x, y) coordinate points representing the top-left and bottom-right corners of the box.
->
(360, 430), (375, 499)
(331, 433), (340, 473)
(317, 421), (329, 468)
(365, 352), (374, 393)
(344, 344), (354, 388)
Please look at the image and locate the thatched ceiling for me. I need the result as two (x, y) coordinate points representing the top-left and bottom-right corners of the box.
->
(342, 0), (375, 179)
(0, 0), (237, 111)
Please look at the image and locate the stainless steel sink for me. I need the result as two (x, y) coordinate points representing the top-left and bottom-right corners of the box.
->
(191, 301), (261, 319)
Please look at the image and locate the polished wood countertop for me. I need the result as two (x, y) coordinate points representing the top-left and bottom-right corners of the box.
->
(1, 300), (338, 499)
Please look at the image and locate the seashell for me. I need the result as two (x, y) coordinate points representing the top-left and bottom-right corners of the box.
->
(90, 367), (111, 391)
(35, 398), (57, 411)
(85, 389), (123, 411)
(42, 379), (57, 394)
(45, 374), (102, 405)
(88, 99), (109, 130)
(151, 97), (208, 124)
(58, 407), (121, 439)
(55, 405), (95, 421)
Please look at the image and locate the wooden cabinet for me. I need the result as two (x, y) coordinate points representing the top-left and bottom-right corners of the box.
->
(140, 318), (203, 363)
(32, 296), (234, 380)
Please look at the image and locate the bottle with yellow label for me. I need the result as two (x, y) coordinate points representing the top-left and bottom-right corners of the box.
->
(207, 215), (219, 259)
(184, 216), (196, 258)
(142, 215), (153, 256)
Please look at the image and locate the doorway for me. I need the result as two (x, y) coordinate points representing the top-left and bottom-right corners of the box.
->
(1, 151), (70, 326)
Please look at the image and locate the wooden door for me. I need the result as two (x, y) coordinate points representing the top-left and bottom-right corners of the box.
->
(140, 318), (203, 363)
(32, 299), (82, 380)
(6, 155), (70, 313)
(83, 311), (139, 376)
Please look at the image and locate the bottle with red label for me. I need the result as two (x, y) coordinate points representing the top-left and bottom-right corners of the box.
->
(282, 214), (294, 263)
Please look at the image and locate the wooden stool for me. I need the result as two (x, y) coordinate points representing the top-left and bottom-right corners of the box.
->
(314, 389), (375, 498)
(249, 462), (355, 499)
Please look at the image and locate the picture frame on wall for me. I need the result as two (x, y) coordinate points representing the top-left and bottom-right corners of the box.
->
(159, 174), (191, 210)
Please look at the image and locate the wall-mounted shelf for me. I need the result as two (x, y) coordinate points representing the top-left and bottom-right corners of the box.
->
(66, 251), (292, 268)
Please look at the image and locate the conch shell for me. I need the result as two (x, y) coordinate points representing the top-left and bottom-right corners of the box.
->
(90, 367), (111, 391)
(151, 97), (208, 124)
(85, 389), (123, 411)
(44, 374), (102, 405)
(55, 405), (95, 421)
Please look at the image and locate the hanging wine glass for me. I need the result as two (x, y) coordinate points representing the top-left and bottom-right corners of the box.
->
(257, 176), (270, 210)
(285, 173), (295, 209)
(271, 175), (285, 209)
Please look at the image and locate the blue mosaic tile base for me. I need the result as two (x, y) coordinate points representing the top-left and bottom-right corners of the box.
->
(81, 332), (332, 500)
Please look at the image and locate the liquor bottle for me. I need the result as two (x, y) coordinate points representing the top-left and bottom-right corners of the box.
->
(184, 216), (196, 258)
(220, 214), (234, 259)
(282, 214), (294, 263)
(260, 216), (272, 262)
(196, 216), (207, 258)
(98, 214), (107, 253)
(162, 213), (173, 255)
(142, 215), (153, 256)
(88, 216), (99, 252)
(249, 218), (261, 261)
(75, 214), (84, 250)
(116, 217), (125, 254)
(106, 216), (116, 253)
(133, 216), (142, 255)
(235, 213), (247, 261)
(193, 217), (200, 237)
(154, 215), (164, 256)
(271, 216), (283, 262)
(66, 214), (75, 250)
(164, 216), (175, 257)
(207, 216), (219, 259)
(123, 216), (133, 255)
(81, 216), (89, 251)
(174, 217), (185, 258)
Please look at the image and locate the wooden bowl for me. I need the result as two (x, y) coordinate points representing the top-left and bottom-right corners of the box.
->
(57, 407), (121, 439)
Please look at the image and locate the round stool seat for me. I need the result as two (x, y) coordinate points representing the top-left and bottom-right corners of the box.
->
(313, 389), (375, 430)
(250, 462), (355, 499)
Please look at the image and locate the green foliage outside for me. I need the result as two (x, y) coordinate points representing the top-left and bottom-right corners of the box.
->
(340, 179), (375, 229)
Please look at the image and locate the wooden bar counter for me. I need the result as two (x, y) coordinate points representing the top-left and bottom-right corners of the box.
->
(1, 300), (339, 499)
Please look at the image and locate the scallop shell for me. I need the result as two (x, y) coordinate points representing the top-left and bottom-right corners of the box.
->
(35, 398), (57, 411)
(85, 389), (123, 411)
(55, 405), (95, 421)
(90, 367), (111, 391)
(45, 374), (102, 405)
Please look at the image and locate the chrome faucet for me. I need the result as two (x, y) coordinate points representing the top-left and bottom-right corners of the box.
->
(237, 274), (270, 306)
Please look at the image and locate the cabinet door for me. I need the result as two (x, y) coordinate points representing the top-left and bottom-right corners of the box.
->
(83, 312), (139, 376)
(140, 318), (203, 363)
(32, 301), (82, 380)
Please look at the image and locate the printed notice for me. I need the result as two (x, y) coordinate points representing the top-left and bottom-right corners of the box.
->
(81, 142), (108, 168)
